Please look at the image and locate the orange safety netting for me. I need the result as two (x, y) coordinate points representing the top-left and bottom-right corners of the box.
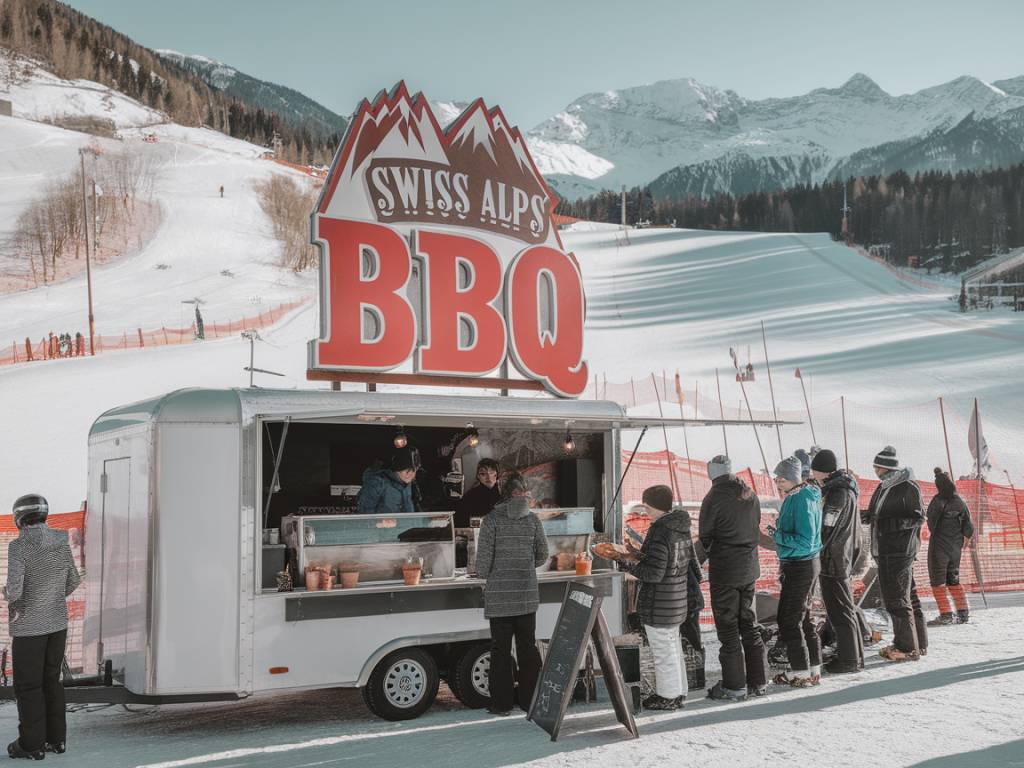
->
(0, 298), (310, 366)
(0, 511), (86, 677)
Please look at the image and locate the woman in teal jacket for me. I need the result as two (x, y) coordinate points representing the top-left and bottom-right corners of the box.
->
(770, 455), (823, 687)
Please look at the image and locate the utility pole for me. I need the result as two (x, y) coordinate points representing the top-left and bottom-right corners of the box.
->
(620, 185), (626, 229)
(840, 182), (851, 241)
(79, 148), (97, 355)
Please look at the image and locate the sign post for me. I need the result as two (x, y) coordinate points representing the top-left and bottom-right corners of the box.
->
(528, 581), (638, 741)
(308, 83), (589, 398)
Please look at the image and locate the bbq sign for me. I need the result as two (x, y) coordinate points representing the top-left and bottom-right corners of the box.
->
(308, 83), (588, 398)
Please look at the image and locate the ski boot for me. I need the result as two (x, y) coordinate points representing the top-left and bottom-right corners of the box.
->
(707, 681), (747, 702)
(747, 683), (769, 697)
(823, 659), (861, 675)
(957, 610), (970, 624)
(879, 645), (920, 662)
(45, 742), (66, 755)
(927, 613), (957, 627)
(7, 740), (44, 761)
(773, 672), (820, 688)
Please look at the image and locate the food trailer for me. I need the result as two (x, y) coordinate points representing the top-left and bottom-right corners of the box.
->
(82, 388), (646, 719)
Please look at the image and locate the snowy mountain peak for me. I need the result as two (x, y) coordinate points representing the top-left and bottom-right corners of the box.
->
(835, 73), (889, 100)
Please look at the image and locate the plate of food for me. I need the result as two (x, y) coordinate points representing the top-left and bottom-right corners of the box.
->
(592, 542), (637, 561)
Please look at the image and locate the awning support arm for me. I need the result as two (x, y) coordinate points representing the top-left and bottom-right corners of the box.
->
(262, 417), (291, 528)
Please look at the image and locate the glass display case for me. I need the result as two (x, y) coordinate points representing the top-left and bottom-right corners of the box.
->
(284, 513), (455, 586)
(462, 507), (595, 574)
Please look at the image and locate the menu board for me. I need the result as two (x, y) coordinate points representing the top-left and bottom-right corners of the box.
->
(528, 581), (638, 741)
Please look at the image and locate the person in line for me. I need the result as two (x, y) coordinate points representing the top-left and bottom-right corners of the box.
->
(453, 458), (501, 528)
(699, 456), (769, 702)
(356, 447), (418, 515)
(611, 485), (691, 710)
(5, 495), (81, 760)
(681, 535), (706, 691)
(810, 449), (865, 674)
(864, 446), (929, 661)
(927, 468), (975, 626)
(474, 473), (549, 716)
(770, 455), (823, 687)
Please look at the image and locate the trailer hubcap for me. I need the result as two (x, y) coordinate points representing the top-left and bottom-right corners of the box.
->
(384, 660), (427, 708)
(471, 652), (491, 697)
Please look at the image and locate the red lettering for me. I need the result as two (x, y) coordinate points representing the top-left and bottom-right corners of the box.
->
(505, 246), (589, 397)
(414, 230), (506, 375)
(313, 219), (416, 370)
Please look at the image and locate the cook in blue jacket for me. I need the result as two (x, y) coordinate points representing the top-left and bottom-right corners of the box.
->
(356, 448), (418, 515)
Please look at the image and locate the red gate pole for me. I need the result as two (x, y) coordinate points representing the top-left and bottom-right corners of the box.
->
(938, 397), (954, 477)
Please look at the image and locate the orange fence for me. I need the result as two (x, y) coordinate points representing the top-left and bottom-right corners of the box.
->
(0, 511), (86, 678)
(0, 298), (311, 367)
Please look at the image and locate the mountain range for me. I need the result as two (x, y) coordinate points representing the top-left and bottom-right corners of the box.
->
(156, 50), (347, 138)
(526, 73), (1024, 199)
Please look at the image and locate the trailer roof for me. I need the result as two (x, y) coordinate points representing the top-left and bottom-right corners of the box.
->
(89, 388), (630, 436)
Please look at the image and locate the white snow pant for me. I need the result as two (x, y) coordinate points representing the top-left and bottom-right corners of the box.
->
(645, 624), (686, 698)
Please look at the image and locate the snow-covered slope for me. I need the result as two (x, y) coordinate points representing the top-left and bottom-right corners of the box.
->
(0, 52), (162, 128)
(529, 73), (1024, 198)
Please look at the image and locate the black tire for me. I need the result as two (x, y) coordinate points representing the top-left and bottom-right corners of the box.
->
(449, 642), (492, 709)
(361, 648), (440, 721)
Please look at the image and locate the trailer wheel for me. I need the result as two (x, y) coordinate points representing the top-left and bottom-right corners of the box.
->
(362, 648), (439, 721)
(449, 642), (492, 709)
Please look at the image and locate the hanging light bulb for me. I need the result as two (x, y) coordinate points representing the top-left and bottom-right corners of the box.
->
(467, 423), (480, 447)
(563, 429), (576, 453)
(393, 427), (408, 449)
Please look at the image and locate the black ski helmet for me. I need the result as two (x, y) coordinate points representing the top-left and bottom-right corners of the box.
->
(13, 494), (49, 528)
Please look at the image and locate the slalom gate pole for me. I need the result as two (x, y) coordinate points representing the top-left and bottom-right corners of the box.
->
(972, 398), (988, 607)
(607, 427), (649, 525)
(651, 373), (680, 501)
(737, 376), (771, 478)
(715, 368), (729, 455)
(938, 397), (954, 477)
(675, 371), (695, 500)
(798, 372), (817, 445)
(840, 396), (850, 471)
(761, 320), (784, 460)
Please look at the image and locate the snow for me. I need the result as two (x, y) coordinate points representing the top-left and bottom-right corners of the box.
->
(2, 595), (1020, 767)
(0, 53), (162, 129)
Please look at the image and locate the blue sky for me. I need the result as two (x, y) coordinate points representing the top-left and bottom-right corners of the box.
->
(67, 0), (1024, 130)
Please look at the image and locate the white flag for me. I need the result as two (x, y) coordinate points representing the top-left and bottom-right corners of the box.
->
(968, 403), (991, 474)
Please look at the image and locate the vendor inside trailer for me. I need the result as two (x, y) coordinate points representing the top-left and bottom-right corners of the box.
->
(258, 418), (606, 589)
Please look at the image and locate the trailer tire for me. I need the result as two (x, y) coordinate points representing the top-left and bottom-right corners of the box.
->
(362, 648), (440, 721)
(449, 642), (492, 709)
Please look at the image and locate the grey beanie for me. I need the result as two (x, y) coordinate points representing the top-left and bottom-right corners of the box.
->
(873, 445), (899, 471)
(707, 455), (732, 481)
(793, 449), (811, 479)
(774, 456), (803, 485)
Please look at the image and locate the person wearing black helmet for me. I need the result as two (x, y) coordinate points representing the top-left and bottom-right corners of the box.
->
(4, 494), (81, 760)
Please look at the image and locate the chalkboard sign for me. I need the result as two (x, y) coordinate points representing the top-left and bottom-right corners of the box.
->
(528, 581), (638, 741)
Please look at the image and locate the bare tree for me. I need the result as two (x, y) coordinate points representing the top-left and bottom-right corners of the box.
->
(254, 174), (318, 272)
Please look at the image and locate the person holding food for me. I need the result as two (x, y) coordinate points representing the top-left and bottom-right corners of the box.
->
(606, 485), (691, 711)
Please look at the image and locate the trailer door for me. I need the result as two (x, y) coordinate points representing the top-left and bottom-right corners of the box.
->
(99, 457), (131, 675)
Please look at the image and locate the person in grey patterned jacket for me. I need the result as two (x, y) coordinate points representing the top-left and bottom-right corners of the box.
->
(475, 473), (549, 715)
(4, 494), (81, 760)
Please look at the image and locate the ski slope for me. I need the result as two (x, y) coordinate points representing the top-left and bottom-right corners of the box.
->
(574, 224), (1024, 484)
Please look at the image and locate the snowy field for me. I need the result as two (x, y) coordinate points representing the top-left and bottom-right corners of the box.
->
(2, 595), (1019, 768)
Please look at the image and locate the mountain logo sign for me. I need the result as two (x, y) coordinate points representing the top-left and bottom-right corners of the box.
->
(308, 82), (588, 397)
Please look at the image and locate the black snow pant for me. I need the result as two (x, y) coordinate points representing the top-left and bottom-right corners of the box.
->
(927, 546), (964, 587)
(680, 610), (704, 688)
(877, 555), (929, 653)
(489, 613), (542, 712)
(12, 629), (67, 752)
(777, 557), (822, 673)
(820, 576), (864, 668)
(709, 581), (768, 692)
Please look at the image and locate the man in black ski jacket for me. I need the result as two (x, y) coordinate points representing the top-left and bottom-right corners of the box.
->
(863, 446), (928, 661)
(698, 456), (768, 702)
(926, 468), (975, 625)
(811, 449), (864, 673)
(611, 485), (690, 711)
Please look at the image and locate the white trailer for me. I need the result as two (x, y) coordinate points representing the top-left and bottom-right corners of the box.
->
(81, 388), (642, 719)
